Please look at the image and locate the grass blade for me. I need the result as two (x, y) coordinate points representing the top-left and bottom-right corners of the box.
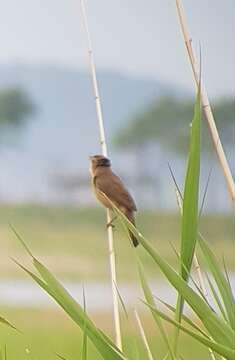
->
(143, 301), (235, 360)
(138, 261), (175, 360)
(10, 225), (33, 258)
(4, 346), (6, 360)
(199, 165), (213, 219)
(0, 315), (18, 332)
(81, 286), (87, 360)
(34, 258), (126, 359)
(175, 88), (201, 350)
(180, 88), (201, 281)
(198, 235), (235, 329)
(56, 354), (68, 360)
(112, 209), (235, 350)
(205, 273), (228, 321)
(154, 297), (209, 338)
(134, 309), (154, 360)
(14, 254), (126, 360)
(114, 282), (128, 320)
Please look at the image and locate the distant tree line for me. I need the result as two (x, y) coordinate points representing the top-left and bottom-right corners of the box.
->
(0, 87), (36, 145)
(113, 96), (235, 155)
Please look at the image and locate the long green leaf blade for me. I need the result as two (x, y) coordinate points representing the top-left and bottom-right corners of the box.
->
(81, 286), (87, 360)
(138, 261), (175, 360)
(0, 316), (18, 332)
(205, 273), (228, 321)
(15, 257), (126, 360)
(112, 209), (235, 350)
(175, 88), (201, 351)
(12, 226), (126, 360)
(198, 235), (235, 329)
(143, 302), (235, 360)
(34, 258), (126, 360)
(56, 354), (68, 360)
(155, 297), (209, 338)
(180, 88), (201, 281)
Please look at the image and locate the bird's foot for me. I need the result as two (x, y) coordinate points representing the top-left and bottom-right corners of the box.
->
(106, 216), (117, 229)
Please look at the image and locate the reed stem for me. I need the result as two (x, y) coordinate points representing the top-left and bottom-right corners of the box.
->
(175, 0), (235, 207)
(80, 0), (122, 349)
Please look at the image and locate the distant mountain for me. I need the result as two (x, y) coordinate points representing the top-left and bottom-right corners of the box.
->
(0, 64), (179, 203)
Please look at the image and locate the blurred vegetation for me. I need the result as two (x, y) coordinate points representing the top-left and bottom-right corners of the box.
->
(0, 307), (208, 360)
(113, 96), (235, 154)
(0, 87), (36, 145)
(0, 205), (234, 281)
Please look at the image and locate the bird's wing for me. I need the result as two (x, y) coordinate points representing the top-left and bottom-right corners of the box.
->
(95, 172), (137, 211)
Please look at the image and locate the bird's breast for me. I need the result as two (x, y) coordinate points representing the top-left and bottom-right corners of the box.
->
(94, 186), (113, 209)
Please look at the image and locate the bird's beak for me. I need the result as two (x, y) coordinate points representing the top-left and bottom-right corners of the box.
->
(89, 156), (93, 161)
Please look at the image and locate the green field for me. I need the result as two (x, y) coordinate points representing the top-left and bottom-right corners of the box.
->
(0, 205), (233, 359)
(0, 307), (209, 360)
(0, 204), (234, 281)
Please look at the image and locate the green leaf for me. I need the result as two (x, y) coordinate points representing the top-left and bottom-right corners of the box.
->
(175, 88), (201, 343)
(35, 258), (126, 359)
(4, 346), (6, 360)
(199, 165), (213, 219)
(138, 261), (175, 360)
(111, 209), (235, 350)
(56, 354), (68, 360)
(112, 284), (141, 360)
(114, 281), (128, 320)
(11, 225), (126, 360)
(143, 301), (235, 360)
(205, 273), (228, 321)
(81, 286), (87, 360)
(0, 315), (18, 332)
(198, 235), (235, 330)
(14, 257), (126, 360)
(10, 225), (33, 258)
(155, 297), (209, 338)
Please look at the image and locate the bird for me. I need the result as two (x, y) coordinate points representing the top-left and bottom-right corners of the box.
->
(89, 155), (138, 247)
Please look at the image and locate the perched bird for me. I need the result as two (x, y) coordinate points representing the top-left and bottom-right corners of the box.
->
(89, 155), (138, 247)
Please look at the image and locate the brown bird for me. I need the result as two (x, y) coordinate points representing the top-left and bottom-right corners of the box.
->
(89, 155), (138, 247)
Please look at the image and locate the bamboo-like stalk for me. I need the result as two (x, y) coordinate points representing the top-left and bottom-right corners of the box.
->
(134, 309), (154, 360)
(80, 0), (122, 350)
(175, 0), (235, 207)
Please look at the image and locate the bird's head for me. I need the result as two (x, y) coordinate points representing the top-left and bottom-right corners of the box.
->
(89, 155), (111, 174)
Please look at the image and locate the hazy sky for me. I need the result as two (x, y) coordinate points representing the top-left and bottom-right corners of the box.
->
(0, 0), (234, 97)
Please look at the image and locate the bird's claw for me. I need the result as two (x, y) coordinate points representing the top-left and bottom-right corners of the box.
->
(106, 222), (115, 229)
(106, 215), (117, 229)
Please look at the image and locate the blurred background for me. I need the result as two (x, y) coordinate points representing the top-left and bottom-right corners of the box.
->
(0, 0), (234, 210)
(0, 0), (234, 358)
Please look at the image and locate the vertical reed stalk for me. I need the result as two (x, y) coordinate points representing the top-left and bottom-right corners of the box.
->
(134, 309), (154, 360)
(80, 0), (122, 349)
(175, 0), (235, 207)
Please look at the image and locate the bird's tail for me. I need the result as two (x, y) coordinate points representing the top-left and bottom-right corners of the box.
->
(126, 211), (139, 247)
(129, 230), (139, 247)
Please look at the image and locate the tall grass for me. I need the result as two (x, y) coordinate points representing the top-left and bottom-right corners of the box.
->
(174, 86), (201, 355)
(12, 88), (235, 359)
